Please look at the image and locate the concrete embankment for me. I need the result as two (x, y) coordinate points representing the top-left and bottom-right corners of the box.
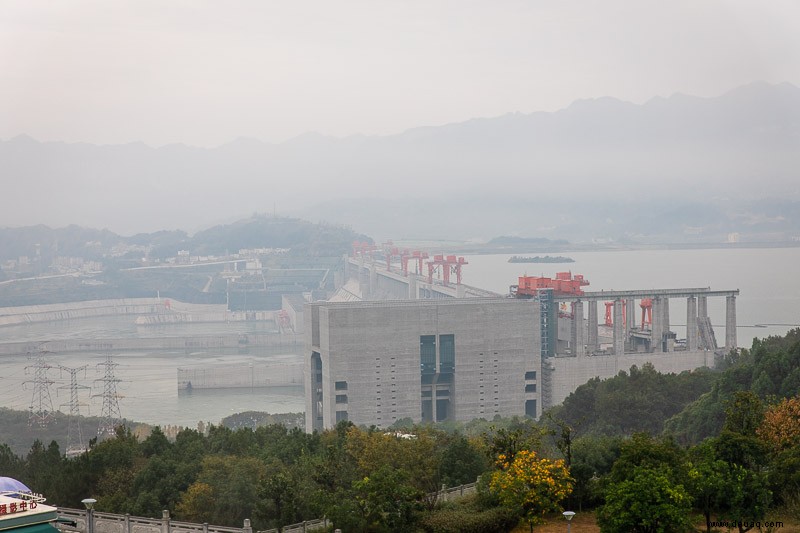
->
(0, 332), (303, 356)
(0, 298), (236, 327)
(178, 361), (303, 389)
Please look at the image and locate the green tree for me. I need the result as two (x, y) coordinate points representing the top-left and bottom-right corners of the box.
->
(711, 391), (772, 533)
(718, 464), (771, 533)
(175, 482), (214, 524)
(597, 466), (692, 533)
(723, 391), (764, 436)
(0, 444), (24, 480)
(176, 455), (266, 527)
(482, 420), (544, 463)
(255, 463), (304, 532)
(23, 440), (63, 497)
(686, 441), (730, 533)
(351, 466), (421, 532)
(438, 434), (488, 487)
(569, 435), (621, 511)
(609, 433), (686, 485)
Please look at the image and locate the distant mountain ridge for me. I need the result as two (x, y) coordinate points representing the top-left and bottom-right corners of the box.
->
(2, 81), (798, 240)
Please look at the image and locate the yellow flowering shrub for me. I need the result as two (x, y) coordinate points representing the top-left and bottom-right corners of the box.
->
(489, 449), (573, 529)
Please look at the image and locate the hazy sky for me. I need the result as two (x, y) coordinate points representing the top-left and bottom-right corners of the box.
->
(2, 0), (799, 147)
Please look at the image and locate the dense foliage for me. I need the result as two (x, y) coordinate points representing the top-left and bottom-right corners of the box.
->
(5, 329), (800, 532)
(549, 362), (715, 437)
(665, 328), (800, 444)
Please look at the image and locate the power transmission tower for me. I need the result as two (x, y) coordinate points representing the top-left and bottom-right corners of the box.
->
(58, 365), (90, 456)
(94, 354), (124, 438)
(24, 347), (56, 428)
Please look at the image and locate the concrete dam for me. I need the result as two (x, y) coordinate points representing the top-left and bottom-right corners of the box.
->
(306, 249), (740, 431)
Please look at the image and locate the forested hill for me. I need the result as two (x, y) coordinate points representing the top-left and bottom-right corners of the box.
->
(665, 328), (800, 444)
(0, 215), (370, 262)
(548, 328), (800, 445)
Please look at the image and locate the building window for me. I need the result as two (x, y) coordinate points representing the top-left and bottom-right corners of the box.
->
(525, 400), (537, 418)
(420, 335), (436, 374)
(335, 394), (348, 404)
(439, 334), (455, 373)
(336, 410), (348, 422)
(525, 384), (537, 393)
(335, 381), (348, 390)
(525, 371), (537, 380)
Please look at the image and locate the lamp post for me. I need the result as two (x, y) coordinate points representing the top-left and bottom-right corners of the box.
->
(563, 511), (575, 533)
(82, 498), (97, 533)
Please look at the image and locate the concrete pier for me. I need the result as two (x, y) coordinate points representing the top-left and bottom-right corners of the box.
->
(572, 300), (585, 357)
(613, 300), (624, 356)
(698, 295), (708, 318)
(663, 298), (673, 352)
(408, 276), (418, 299)
(651, 297), (663, 352)
(626, 298), (635, 331)
(687, 296), (698, 351)
(587, 300), (599, 353)
(369, 265), (378, 296)
(726, 295), (737, 350)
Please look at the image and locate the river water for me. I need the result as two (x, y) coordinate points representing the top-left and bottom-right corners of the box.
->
(0, 247), (798, 428)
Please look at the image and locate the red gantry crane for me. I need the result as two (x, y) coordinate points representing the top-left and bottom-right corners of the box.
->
(351, 241), (377, 259)
(513, 271), (589, 298)
(604, 300), (628, 326)
(400, 250), (429, 277)
(427, 255), (468, 286)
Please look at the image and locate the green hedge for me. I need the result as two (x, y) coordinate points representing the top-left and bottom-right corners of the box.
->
(418, 505), (520, 533)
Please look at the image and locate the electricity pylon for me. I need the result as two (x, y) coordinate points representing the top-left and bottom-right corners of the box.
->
(58, 365), (90, 455)
(24, 347), (56, 428)
(94, 354), (124, 438)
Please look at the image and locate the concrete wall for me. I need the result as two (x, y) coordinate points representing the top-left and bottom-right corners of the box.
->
(282, 294), (306, 334)
(177, 362), (303, 389)
(306, 298), (541, 431)
(0, 298), (239, 327)
(548, 349), (715, 406)
(0, 333), (302, 356)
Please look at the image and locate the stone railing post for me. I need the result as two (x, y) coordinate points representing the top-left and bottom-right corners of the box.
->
(242, 519), (252, 533)
(203, 524), (209, 533)
(161, 510), (170, 533)
(124, 514), (131, 533)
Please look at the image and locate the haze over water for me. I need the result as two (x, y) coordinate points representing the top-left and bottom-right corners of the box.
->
(0, 247), (798, 428)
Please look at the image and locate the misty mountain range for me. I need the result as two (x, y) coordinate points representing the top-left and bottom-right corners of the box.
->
(2, 81), (799, 243)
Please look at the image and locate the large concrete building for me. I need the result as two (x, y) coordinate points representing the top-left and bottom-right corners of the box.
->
(304, 258), (739, 432)
(305, 299), (541, 432)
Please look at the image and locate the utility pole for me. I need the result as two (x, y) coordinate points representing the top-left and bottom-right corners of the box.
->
(58, 365), (90, 455)
(24, 347), (56, 428)
(94, 354), (124, 438)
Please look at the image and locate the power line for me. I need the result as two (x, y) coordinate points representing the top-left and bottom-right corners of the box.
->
(94, 354), (124, 439)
